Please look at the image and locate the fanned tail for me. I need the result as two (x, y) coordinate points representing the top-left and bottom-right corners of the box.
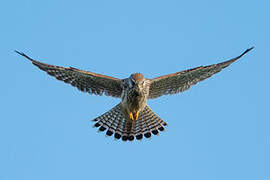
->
(133, 105), (168, 140)
(92, 104), (167, 141)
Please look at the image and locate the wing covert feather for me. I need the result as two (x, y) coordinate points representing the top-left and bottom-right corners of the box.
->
(148, 47), (254, 99)
(16, 51), (122, 97)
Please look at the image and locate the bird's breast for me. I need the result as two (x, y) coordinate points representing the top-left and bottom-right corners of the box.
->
(123, 89), (146, 111)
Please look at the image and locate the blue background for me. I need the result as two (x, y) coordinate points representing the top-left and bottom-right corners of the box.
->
(1, 0), (269, 179)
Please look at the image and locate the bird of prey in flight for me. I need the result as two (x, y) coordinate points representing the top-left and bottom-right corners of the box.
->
(15, 47), (254, 141)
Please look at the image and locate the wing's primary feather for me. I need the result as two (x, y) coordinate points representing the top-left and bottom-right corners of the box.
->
(148, 47), (254, 99)
(15, 51), (122, 98)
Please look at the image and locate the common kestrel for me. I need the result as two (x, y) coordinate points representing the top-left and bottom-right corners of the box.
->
(16, 47), (253, 141)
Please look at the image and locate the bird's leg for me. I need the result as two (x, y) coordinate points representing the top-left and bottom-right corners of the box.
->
(133, 111), (140, 120)
(129, 112), (134, 120)
(129, 111), (140, 120)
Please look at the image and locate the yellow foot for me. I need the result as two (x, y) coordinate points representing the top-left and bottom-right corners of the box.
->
(129, 112), (134, 120)
(134, 111), (140, 120)
(129, 111), (140, 120)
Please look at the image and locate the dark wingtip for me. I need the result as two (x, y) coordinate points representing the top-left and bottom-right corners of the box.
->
(239, 47), (254, 58)
(220, 47), (255, 66)
(15, 50), (26, 57)
(15, 50), (34, 61)
(15, 50), (22, 55)
(244, 46), (254, 53)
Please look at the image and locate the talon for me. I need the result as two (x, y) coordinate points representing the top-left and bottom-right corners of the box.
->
(134, 111), (140, 120)
(129, 112), (134, 120)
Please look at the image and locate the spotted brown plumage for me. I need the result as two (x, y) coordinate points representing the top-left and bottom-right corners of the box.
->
(148, 47), (254, 99)
(16, 47), (253, 141)
(15, 51), (122, 97)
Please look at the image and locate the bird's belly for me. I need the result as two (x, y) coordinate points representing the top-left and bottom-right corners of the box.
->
(128, 95), (145, 111)
(121, 90), (147, 120)
(123, 90), (146, 112)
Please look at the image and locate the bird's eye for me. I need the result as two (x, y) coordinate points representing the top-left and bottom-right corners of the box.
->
(142, 81), (145, 86)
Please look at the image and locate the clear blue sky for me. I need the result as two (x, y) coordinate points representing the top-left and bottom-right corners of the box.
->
(1, 0), (269, 180)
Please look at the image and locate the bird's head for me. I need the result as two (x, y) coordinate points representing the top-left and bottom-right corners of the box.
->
(128, 73), (146, 92)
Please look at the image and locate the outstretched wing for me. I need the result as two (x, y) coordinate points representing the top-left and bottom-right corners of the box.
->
(148, 47), (254, 99)
(16, 51), (122, 98)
